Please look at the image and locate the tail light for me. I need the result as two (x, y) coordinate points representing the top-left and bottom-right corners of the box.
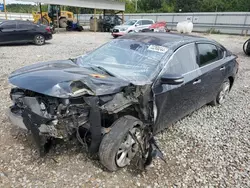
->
(46, 26), (51, 33)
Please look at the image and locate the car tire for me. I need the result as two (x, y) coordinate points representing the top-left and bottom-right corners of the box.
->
(66, 26), (70, 31)
(59, 18), (68, 28)
(210, 79), (231, 106)
(243, 39), (250, 56)
(78, 26), (84, 32)
(34, 34), (45, 45)
(99, 115), (143, 172)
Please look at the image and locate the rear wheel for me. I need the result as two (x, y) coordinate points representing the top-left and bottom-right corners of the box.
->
(78, 26), (84, 32)
(99, 116), (143, 172)
(34, 34), (45, 45)
(210, 79), (231, 106)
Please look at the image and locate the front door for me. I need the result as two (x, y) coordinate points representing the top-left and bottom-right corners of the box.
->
(141, 20), (154, 30)
(152, 43), (202, 134)
(135, 20), (143, 31)
(0, 21), (17, 44)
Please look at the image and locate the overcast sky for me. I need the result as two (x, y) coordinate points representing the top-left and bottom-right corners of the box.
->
(6, 0), (35, 4)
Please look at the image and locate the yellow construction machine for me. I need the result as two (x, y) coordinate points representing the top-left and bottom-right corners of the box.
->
(33, 5), (74, 28)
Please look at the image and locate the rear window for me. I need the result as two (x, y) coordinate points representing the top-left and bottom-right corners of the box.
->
(197, 44), (219, 67)
(142, 20), (154, 25)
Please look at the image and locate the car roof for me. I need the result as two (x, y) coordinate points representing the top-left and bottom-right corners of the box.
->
(129, 19), (154, 21)
(120, 32), (216, 49)
(0, 20), (34, 24)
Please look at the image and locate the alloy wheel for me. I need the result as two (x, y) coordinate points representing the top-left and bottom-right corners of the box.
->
(36, 35), (45, 45)
(218, 82), (230, 104)
(115, 127), (141, 167)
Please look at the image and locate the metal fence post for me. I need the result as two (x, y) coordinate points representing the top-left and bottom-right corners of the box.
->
(171, 14), (175, 30)
(242, 13), (248, 35)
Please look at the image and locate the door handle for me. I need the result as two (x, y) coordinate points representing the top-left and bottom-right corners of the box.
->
(193, 79), (201, 85)
(220, 66), (226, 71)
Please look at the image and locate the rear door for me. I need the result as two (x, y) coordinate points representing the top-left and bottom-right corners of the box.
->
(195, 43), (227, 107)
(0, 21), (17, 44)
(140, 20), (154, 30)
(16, 21), (36, 42)
(153, 43), (202, 133)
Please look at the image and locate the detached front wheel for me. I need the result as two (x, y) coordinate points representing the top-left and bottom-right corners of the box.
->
(243, 39), (250, 56)
(99, 116), (143, 171)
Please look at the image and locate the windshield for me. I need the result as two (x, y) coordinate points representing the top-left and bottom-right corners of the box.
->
(124, 20), (137, 26)
(76, 39), (168, 84)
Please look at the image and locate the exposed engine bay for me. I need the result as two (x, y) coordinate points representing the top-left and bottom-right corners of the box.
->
(9, 84), (164, 170)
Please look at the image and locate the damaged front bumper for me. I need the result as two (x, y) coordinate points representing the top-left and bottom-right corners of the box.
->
(7, 107), (27, 131)
(7, 88), (165, 170)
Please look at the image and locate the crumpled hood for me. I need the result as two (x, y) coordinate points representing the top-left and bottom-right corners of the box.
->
(9, 60), (131, 98)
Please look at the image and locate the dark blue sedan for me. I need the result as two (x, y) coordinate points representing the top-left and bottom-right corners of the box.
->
(8, 33), (238, 171)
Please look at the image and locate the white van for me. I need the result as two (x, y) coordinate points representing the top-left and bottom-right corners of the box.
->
(112, 19), (155, 38)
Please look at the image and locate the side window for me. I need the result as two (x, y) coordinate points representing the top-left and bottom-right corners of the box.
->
(136, 20), (142, 25)
(142, 20), (153, 25)
(18, 22), (34, 29)
(197, 44), (219, 67)
(1, 22), (16, 29)
(165, 43), (199, 75)
(218, 47), (225, 59)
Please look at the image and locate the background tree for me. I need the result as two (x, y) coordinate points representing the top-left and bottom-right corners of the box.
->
(5, 0), (250, 13)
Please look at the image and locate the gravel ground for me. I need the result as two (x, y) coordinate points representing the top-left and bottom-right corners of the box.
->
(0, 32), (249, 187)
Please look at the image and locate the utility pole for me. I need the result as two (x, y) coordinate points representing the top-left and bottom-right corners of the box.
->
(3, 0), (7, 20)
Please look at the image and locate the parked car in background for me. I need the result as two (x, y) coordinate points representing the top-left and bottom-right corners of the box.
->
(141, 21), (170, 33)
(112, 19), (155, 38)
(0, 20), (52, 45)
(8, 33), (238, 172)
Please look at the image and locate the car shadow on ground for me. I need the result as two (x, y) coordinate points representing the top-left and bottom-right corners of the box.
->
(8, 122), (148, 175)
(0, 42), (52, 47)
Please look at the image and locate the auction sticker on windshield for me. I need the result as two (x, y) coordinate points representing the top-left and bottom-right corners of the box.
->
(148, 45), (168, 53)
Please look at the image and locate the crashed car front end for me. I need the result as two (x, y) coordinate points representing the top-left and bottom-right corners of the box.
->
(7, 38), (169, 171)
(9, 82), (160, 166)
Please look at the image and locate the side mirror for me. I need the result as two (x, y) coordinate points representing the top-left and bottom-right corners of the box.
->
(160, 74), (184, 85)
(135, 24), (139, 27)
